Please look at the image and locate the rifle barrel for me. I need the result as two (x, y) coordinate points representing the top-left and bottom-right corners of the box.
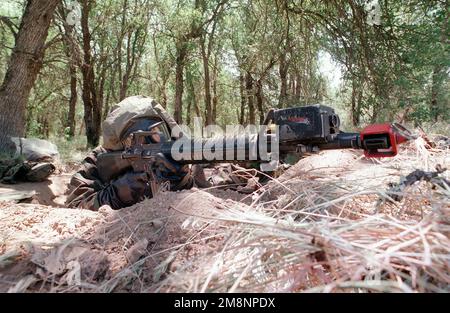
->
(162, 134), (276, 164)
(317, 132), (362, 151)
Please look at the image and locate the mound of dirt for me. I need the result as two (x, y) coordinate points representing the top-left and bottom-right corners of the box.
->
(0, 185), (251, 292)
(0, 201), (109, 292)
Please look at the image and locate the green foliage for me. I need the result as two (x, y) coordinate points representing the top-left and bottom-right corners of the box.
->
(51, 134), (89, 163)
(0, 0), (448, 144)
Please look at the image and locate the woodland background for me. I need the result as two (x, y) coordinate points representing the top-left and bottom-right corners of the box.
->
(0, 0), (448, 152)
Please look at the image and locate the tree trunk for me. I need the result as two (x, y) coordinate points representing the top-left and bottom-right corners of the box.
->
(239, 72), (246, 125)
(186, 69), (194, 125)
(245, 72), (255, 125)
(59, 5), (80, 138)
(255, 80), (265, 124)
(161, 77), (168, 108)
(278, 54), (288, 108)
(67, 62), (77, 137)
(351, 78), (360, 126)
(193, 97), (201, 119)
(212, 56), (218, 123)
(80, 0), (101, 148)
(103, 85), (111, 120)
(152, 33), (168, 109)
(0, 0), (60, 152)
(104, 62), (117, 120)
(119, 26), (144, 101)
(186, 97), (192, 126)
(201, 39), (213, 125)
(119, 71), (129, 101)
(117, 0), (128, 101)
(430, 66), (442, 122)
(295, 72), (302, 101)
(174, 41), (187, 123)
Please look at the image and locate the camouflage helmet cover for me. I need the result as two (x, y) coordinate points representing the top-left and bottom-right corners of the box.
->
(102, 95), (181, 151)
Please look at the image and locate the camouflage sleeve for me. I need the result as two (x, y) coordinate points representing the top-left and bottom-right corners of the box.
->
(66, 146), (195, 211)
(65, 146), (107, 211)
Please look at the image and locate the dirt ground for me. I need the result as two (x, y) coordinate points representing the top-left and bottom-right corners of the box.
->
(0, 173), (72, 206)
(0, 142), (449, 292)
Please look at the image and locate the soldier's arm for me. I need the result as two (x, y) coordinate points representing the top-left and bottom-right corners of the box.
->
(65, 147), (107, 210)
(66, 146), (152, 210)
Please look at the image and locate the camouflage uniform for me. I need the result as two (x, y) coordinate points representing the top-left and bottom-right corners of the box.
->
(0, 159), (55, 184)
(65, 146), (108, 210)
(65, 96), (194, 211)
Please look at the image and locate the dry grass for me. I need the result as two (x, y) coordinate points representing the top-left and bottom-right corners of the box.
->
(0, 133), (449, 293)
(153, 136), (450, 293)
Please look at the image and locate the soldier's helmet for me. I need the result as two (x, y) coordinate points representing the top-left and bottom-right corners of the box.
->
(102, 96), (181, 151)
(101, 96), (192, 189)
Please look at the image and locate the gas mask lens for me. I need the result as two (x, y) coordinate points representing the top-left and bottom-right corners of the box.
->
(147, 128), (162, 143)
(121, 118), (170, 146)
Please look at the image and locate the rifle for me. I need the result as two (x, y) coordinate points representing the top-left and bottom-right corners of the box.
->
(97, 105), (415, 189)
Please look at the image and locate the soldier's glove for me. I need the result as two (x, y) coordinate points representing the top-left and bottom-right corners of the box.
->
(152, 153), (193, 191)
(192, 164), (212, 188)
(96, 172), (149, 210)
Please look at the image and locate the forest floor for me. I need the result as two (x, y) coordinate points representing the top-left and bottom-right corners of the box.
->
(0, 136), (449, 293)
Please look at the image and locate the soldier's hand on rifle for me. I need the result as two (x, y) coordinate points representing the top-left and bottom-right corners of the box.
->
(152, 153), (193, 190)
(96, 172), (149, 209)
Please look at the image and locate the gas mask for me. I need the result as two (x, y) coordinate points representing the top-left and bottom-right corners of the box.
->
(119, 117), (171, 147)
